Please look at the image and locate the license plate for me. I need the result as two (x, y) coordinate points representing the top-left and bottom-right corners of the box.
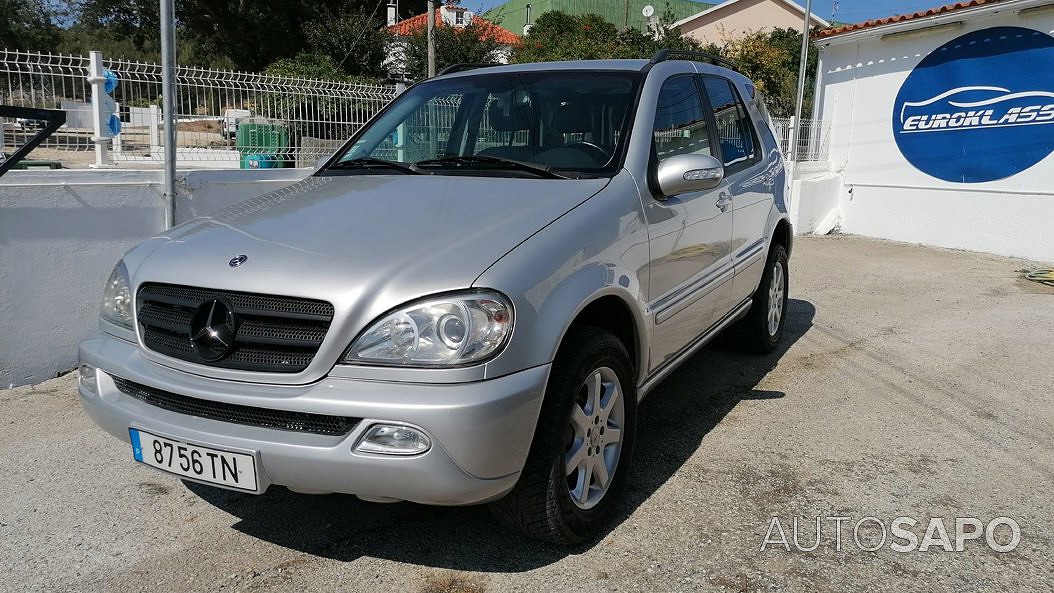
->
(129, 428), (259, 492)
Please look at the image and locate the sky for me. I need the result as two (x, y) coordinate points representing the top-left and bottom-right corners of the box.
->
(467, 0), (960, 24)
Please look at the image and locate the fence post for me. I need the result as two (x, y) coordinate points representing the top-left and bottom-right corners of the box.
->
(112, 102), (122, 156)
(148, 104), (161, 152)
(787, 116), (798, 164)
(87, 51), (116, 168)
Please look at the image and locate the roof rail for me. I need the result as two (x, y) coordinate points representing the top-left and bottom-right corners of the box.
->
(435, 63), (499, 76)
(649, 49), (740, 73)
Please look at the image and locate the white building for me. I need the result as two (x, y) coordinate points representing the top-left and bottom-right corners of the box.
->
(804, 0), (1054, 262)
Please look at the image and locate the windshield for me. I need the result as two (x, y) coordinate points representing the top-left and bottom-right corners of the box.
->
(327, 70), (641, 178)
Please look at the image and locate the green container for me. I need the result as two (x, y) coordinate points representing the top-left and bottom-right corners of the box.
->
(236, 118), (290, 169)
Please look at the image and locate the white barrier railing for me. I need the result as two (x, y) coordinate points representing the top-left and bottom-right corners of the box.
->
(1, 49), (398, 169)
(772, 116), (830, 162)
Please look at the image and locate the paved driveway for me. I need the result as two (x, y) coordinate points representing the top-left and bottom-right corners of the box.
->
(2, 235), (1052, 593)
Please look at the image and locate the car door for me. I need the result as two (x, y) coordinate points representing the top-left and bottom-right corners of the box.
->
(700, 76), (773, 306)
(646, 74), (734, 372)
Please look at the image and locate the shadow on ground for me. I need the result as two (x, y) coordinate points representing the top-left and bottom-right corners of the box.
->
(187, 299), (815, 571)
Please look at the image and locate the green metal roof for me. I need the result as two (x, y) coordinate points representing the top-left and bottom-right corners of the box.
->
(483, 0), (717, 35)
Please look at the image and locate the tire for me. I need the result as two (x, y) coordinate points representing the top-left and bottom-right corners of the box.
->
(730, 243), (789, 353)
(490, 327), (637, 545)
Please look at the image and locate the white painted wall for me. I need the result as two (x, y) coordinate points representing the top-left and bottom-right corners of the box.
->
(0, 170), (164, 387)
(810, 2), (1054, 262)
(0, 167), (312, 387)
(789, 163), (842, 235)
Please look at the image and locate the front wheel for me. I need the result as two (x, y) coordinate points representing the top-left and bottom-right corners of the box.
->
(490, 327), (637, 545)
(730, 243), (789, 353)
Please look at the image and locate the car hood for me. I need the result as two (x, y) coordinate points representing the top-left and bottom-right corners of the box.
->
(131, 173), (610, 307)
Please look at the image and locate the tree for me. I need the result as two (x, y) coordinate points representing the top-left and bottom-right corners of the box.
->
(303, 4), (393, 79)
(0, 0), (60, 50)
(763, 27), (820, 117)
(174, 0), (330, 72)
(719, 31), (797, 116)
(696, 27), (819, 118)
(74, 0), (160, 53)
(512, 10), (702, 64)
(58, 0), (415, 72)
(173, 0), (425, 72)
(265, 52), (356, 81)
(401, 19), (503, 80)
(262, 53), (369, 143)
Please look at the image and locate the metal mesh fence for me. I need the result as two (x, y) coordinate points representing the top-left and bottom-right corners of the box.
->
(2, 49), (833, 169)
(771, 116), (830, 162)
(1, 49), (397, 169)
(1, 51), (93, 166)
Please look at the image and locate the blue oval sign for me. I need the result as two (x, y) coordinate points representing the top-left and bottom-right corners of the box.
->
(893, 26), (1054, 183)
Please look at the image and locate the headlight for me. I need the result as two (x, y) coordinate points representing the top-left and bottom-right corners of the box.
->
(341, 291), (513, 367)
(101, 260), (133, 329)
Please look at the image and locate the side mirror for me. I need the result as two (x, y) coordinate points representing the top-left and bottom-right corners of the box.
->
(655, 154), (724, 197)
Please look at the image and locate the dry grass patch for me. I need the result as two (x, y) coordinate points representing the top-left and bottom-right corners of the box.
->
(419, 571), (488, 593)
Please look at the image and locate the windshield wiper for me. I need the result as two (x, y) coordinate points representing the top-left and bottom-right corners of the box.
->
(413, 155), (569, 179)
(327, 157), (419, 174)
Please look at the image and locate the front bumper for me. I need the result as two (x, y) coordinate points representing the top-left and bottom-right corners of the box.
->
(77, 333), (550, 505)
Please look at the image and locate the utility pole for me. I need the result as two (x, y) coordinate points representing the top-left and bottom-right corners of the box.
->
(791, 0), (814, 163)
(427, 0), (436, 77)
(160, 0), (176, 228)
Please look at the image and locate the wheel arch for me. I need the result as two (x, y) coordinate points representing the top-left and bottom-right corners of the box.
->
(771, 216), (793, 256)
(560, 293), (645, 384)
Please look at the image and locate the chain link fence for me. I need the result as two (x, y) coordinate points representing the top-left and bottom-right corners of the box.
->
(1, 49), (397, 169)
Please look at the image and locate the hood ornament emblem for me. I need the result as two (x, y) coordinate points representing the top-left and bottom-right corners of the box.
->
(229, 254), (248, 268)
(189, 298), (237, 361)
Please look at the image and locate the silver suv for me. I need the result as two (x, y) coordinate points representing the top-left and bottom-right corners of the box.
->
(78, 52), (791, 544)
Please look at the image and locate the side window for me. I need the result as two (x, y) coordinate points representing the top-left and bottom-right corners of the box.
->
(652, 75), (712, 161)
(702, 77), (759, 170)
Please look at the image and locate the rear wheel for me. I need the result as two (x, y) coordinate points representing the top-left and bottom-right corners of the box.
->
(490, 327), (636, 545)
(730, 243), (789, 353)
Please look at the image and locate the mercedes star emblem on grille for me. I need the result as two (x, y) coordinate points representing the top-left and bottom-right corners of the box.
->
(189, 299), (237, 361)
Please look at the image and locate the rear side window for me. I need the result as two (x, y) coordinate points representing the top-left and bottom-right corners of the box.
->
(701, 77), (759, 170)
(652, 75), (712, 161)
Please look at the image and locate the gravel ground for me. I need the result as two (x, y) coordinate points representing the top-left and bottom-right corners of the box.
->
(2, 234), (1053, 593)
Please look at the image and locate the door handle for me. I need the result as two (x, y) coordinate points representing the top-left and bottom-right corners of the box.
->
(716, 192), (733, 212)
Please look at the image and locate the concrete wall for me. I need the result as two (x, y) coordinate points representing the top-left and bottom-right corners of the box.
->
(811, 2), (1054, 262)
(789, 163), (842, 235)
(0, 167), (312, 388)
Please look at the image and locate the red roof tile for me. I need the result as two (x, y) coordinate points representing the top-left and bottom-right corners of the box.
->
(815, 0), (1013, 39)
(390, 8), (521, 45)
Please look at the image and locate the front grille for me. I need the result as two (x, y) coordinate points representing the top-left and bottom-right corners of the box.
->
(137, 283), (334, 373)
(112, 376), (359, 436)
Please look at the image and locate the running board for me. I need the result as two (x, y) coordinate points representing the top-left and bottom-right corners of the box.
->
(637, 298), (753, 400)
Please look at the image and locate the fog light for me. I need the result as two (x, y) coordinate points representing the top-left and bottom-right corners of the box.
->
(78, 364), (98, 394)
(354, 424), (431, 455)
